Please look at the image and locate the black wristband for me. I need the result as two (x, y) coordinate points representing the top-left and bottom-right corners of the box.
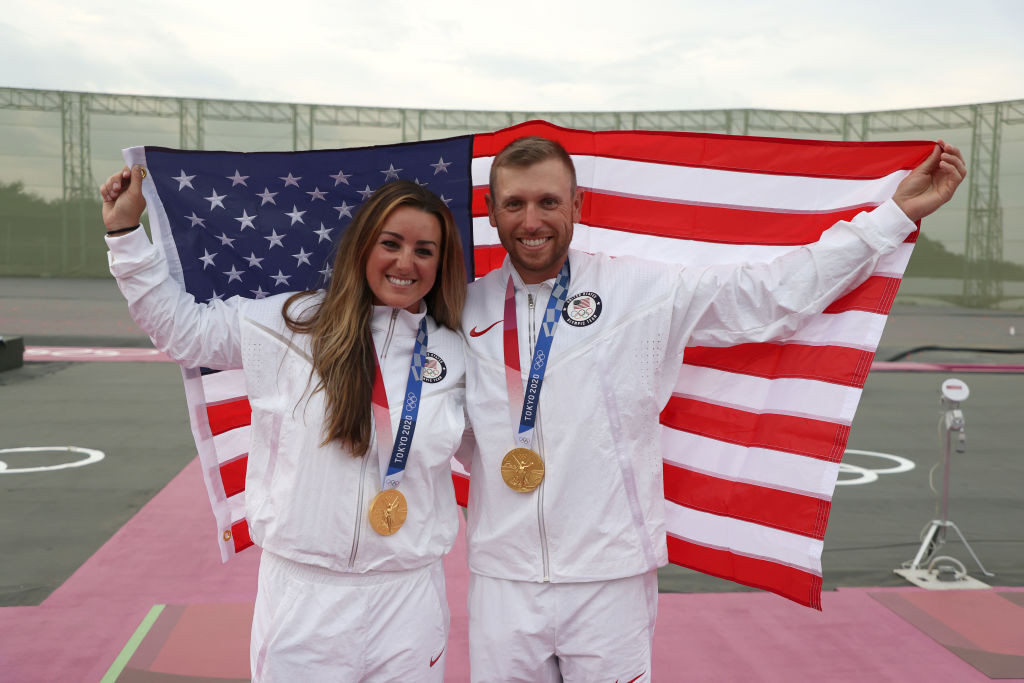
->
(106, 225), (140, 237)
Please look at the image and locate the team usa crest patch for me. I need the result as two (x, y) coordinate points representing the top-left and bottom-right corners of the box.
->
(422, 352), (447, 383)
(562, 292), (602, 327)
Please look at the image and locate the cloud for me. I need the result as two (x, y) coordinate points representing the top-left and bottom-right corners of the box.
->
(2, 0), (1022, 112)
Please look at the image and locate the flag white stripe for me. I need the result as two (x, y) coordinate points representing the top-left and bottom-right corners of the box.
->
(212, 426), (252, 467)
(581, 157), (908, 212)
(472, 156), (909, 212)
(226, 494), (246, 523)
(665, 501), (823, 574)
(672, 366), (862, 424)
(660, 428), (840, 498)
(782, 309), (888, 349)
(199, 369), (247, 404)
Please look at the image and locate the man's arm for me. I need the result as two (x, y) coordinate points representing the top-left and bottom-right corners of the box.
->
(670, 142), (967, 349)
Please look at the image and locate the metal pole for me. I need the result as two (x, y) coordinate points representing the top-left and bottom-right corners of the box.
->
(939, 422), (952, 541)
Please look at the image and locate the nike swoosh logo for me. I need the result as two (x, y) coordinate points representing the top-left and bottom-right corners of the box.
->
(430, 645), (446, 667)
(617, 672), (646, 683)
(469, 320), (502, 337)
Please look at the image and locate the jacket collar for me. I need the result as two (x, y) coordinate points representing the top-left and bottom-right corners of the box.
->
(370, 303), (427, 336)
(499, 249), (578, 292)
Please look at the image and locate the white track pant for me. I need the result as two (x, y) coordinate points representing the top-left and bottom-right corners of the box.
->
(251, 552), (449, 682)
(468, 570), (658, 682)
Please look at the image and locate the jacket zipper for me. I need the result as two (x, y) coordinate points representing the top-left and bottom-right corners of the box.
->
(348, 442), (371, 568)
(527, 292), (551, 582)
(349, 308), (400, 568)
(380, 308), (399, 360)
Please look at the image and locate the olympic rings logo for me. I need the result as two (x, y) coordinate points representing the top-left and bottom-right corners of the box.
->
(0, 446), (105, 474)
(405, 393), (418, 412)
(533, 350), (546, 371)
(836, 449), (915, 486)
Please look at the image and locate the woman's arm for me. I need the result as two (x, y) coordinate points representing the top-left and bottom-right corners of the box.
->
(101, 165), (245, 370)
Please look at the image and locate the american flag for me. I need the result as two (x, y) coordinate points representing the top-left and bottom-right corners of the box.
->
(126, 120), (931, 610)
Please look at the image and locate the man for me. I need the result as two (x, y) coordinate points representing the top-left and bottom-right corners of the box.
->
(459, 135), (965, 682)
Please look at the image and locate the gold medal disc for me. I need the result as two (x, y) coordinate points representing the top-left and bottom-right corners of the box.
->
(501, 448), (545, 492)
(368, 489), (408, 536)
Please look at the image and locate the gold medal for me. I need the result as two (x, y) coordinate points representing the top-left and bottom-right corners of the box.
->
(368, 489), (408, 536)
(501, 448), (545, 493)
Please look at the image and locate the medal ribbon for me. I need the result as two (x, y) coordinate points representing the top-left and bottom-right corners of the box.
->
(370, 317), (428, 490)
(503, 258), (571, 450)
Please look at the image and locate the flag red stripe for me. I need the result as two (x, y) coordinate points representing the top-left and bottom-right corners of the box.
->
(472, 120), (933, 180)
(206, 398), (252, 437)
(452, 472), (469, 508)
(666, 534), (822, 609)
(219, 455), (248, 498)
(231, 519), (254, 554)
(582, 194), (873, 245)
(683, 343), (875, 387)
(471, 190), (488, 218)
(473, 245), (507, 277)
(823, 275), (902, 315)
(473, 187), (880, 245)
(663, 463), (831, 539)
(660, 396), (850, 463)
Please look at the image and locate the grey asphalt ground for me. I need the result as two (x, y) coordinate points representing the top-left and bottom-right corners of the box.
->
(1, 276), (1022, 606)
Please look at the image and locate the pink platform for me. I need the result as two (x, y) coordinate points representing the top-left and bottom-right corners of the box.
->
(1, 456), (1021, 682)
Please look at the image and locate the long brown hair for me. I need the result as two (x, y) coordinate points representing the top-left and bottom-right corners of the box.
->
(283, 180), (466, 454)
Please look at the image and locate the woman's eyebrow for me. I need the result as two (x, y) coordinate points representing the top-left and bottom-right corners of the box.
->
(380, 230), (438, 247)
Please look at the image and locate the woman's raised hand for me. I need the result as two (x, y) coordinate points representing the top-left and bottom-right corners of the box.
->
(100, 165), (147, 231)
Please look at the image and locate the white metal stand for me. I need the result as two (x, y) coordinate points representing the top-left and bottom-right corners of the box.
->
(894, 379), (994, 589)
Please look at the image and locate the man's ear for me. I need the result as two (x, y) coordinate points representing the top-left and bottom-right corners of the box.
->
(572, 188), (583, 223)
(485, 193), (498, 228)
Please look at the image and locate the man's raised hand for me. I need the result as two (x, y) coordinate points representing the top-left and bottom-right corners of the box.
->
(892, 140), (967, 222)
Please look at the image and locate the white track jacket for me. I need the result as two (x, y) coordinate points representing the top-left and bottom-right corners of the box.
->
(108, 227), (466, 573)
(459, 199), (914, 583)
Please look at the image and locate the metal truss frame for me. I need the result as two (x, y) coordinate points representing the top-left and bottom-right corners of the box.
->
(2, 86), (1019, 304)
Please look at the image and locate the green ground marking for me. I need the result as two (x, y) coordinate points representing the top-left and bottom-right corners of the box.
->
(101, 604), (165, 683)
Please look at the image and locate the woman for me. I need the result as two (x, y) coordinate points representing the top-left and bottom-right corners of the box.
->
(101, 166), (467, 682)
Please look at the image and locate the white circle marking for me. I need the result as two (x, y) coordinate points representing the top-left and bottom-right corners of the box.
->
(0, 446), (105, 474)
(836, 449), (915, 486)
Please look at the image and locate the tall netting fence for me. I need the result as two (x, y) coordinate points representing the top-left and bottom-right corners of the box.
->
(1, 87), (1021, 309)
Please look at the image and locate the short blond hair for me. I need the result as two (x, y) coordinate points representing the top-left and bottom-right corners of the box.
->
(489, 136), (577, 197)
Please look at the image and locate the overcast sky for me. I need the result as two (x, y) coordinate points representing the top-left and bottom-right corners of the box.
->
(2, 0), (1022, 113)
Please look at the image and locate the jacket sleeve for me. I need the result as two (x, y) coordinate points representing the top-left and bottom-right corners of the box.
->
(106, 227), (244, 370)
(669, 199), (915, 349)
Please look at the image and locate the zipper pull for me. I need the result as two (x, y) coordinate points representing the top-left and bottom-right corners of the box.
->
(381, 308), (400, 359)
